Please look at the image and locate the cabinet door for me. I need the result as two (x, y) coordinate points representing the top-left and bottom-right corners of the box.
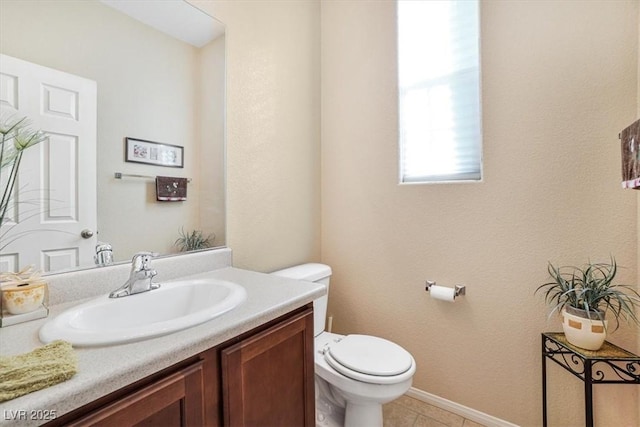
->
(222, 308), (314, 427)
(66, 361), (205, 427)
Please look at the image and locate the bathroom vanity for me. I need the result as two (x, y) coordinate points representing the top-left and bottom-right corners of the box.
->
(0, 249), (324, 427)
(47, 305), (314, 426)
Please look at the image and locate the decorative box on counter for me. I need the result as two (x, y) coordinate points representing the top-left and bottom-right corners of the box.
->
(0, 269), (49, 327)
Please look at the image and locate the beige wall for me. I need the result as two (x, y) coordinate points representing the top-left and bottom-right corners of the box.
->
(194, 0), (321, 271)
(322, 1), (638, 426)
(198, 35), (227, 245)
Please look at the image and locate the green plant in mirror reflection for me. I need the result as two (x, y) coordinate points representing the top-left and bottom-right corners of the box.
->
(0, 114), (47, 250)
(174, 227), (215, 252)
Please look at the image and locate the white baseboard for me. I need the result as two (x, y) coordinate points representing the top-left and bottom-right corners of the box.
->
(406, 387), (520, 427)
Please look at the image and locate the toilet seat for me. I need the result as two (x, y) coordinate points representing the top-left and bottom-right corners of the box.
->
(323, 334), (414, 384)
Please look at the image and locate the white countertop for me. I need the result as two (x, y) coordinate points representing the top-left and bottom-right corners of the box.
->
(0, 266), (325, 426)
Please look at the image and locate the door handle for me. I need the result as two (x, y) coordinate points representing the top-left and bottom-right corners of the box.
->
(81, 229), (94, 239)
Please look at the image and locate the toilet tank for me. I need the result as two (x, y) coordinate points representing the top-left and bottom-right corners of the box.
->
(271, 263), (331, 337)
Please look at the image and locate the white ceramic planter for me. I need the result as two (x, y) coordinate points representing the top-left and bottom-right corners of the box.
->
(561, 307), (607, 351)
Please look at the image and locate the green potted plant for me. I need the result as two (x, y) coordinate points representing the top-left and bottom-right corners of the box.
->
(536, 257), (640, 350)
(174, 227), (215, 252)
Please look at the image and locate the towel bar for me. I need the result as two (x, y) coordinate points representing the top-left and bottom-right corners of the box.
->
(114, 172), (192, 183)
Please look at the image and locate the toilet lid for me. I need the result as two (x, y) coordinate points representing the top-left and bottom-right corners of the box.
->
(325, 334), (413, 378)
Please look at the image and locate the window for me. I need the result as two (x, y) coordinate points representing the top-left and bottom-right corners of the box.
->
(398, 0), (482, 183)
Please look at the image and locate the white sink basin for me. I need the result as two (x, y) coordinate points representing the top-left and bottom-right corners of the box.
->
(39, 278), (247, 347)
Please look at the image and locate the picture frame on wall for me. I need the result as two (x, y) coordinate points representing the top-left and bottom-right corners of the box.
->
(125, 137), (184, 168)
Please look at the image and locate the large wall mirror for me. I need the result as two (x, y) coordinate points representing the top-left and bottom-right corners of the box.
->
(0, 0), (226, 275)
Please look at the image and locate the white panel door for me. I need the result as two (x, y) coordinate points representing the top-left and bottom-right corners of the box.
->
(0, 54), (97, 273)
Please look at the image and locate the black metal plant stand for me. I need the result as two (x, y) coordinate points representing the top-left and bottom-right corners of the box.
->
(541, 333), (640, 427)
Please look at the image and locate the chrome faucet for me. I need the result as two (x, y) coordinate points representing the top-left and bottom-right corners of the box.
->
(109, 252), (160, 298)
(94, 241), (114, 266)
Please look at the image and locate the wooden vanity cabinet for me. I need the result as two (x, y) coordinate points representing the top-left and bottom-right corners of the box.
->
(46, 305), (314, 427)
(221, 305), (315, 426)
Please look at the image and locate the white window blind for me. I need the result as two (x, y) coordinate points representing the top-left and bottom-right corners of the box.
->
(398, 0), (482, 183)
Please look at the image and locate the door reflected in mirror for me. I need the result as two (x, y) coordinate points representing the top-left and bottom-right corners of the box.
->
(0, 0), (226, 275)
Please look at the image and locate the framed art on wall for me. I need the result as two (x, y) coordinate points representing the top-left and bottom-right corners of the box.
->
(125, 137), (184, 168)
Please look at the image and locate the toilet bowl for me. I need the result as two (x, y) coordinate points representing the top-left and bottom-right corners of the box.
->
(314, 331), (416, 426)
(271, 264), (416, 427)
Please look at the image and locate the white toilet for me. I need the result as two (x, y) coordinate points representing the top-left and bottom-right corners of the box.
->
(272, 263), (416, 427)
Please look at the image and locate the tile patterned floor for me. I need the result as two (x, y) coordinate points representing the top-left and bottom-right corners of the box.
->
(383, 395), (487, 427)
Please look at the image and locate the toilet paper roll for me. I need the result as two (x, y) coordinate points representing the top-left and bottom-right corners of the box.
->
(430, 285), (456, 302)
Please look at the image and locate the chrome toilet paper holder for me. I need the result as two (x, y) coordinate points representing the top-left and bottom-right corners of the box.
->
(425, 280), (466, 297)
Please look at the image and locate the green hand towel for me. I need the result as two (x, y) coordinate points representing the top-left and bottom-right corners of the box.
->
(0, 340), (77, 402)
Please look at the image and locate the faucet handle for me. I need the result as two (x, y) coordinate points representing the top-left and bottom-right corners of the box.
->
(131, 251), (158, 271)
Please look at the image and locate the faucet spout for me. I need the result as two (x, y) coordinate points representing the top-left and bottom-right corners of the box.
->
(109, 252), (160, 298)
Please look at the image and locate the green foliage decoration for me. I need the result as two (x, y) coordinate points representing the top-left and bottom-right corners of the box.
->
(174, 227), (215, 252)
(1, 114), (46, 246)
(535, 257), (640, 331)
